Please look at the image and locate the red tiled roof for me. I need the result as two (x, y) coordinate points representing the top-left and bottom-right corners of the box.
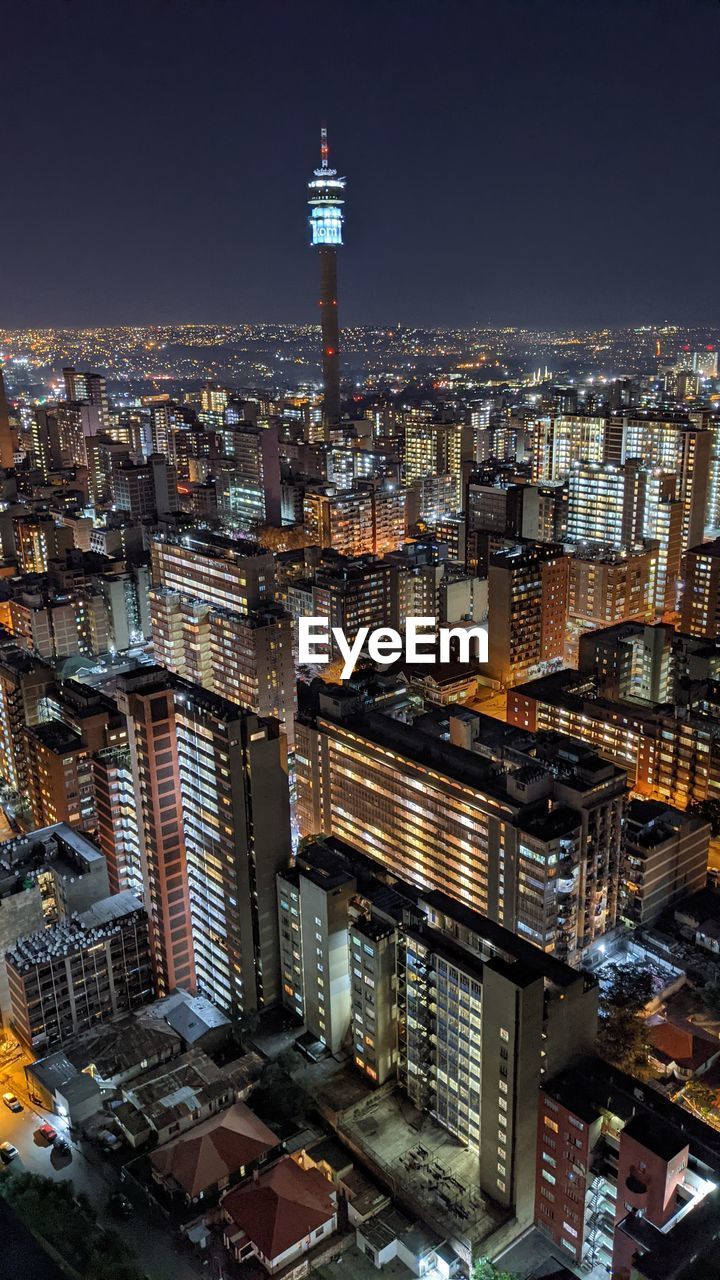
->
(649, 1020), (720, 1071)
(223, 1157), (335, 1261)
(150, 1101), (278, 1198)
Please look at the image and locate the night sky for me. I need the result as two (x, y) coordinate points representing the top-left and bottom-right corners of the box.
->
(3, 0), (720, 329)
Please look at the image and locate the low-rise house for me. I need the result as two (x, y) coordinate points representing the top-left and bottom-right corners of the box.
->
(356, 1208), (459, 1277)
(150, 1101), (281, 1205)
(137, 989), (231, 1054)
(115, 1049), (233, 1148)
(27, 1050), (103, 1126)
(648, 1018), (720, 1082)
(62, 1012), (181, 1089)
(222, 1155), (337, 1274)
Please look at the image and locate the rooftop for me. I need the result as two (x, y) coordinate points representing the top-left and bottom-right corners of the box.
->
(222, 1156), (335, 1261)
(151, 1101), (279, 1199)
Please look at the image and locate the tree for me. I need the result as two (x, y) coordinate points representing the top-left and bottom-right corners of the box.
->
(597, 965), (655, 1077)
(250, 1060), (308, 1125)
(701, 982), (720, 1018)
(0, 1173), (146, 1280)
(472, 1260), (521, 1280)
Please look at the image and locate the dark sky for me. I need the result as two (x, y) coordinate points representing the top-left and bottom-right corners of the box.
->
(2, 0), (719, 329)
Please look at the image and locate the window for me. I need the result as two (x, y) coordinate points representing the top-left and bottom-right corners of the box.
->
(497, 1179), (506, 1192)
(544, 1117), (559, 1133)
(500, 1028), (509, 1041)
(542, 1171), (556, 1185)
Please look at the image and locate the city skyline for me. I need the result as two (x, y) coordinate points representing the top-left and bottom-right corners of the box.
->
(3, 0), (720, 330)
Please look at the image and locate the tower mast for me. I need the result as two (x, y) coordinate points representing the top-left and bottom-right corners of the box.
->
(308, 127), (345, 428)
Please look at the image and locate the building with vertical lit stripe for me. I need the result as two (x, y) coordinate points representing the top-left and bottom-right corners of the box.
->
(118, 668), (291, 1014)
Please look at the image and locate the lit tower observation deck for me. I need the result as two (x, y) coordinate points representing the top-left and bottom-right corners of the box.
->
(308, 127), (345, 426)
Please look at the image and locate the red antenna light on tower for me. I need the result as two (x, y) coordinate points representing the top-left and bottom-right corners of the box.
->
(320, 126), (329, 169)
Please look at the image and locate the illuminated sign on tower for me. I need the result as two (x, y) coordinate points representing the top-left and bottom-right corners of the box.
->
(308, 128), (345, 425)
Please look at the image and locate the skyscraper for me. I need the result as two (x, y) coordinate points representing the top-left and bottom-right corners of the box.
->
(308, 128), (345, 427)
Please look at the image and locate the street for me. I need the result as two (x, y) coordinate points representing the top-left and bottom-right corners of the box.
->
(0, 1041), (205, 1280)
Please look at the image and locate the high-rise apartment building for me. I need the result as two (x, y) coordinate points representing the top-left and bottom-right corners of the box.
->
(149, 532), (295, 741)
(303, 484), (406, 557)
(487, 542), (569, 686)
(117, 671), (196, 999)
(215, 422), (282, 530)
(150, 532), (275, 614)
(297, 686), (626, 963)
(567, 546), (658, 630)
(62, 367), (109, 429)
(680, 538), (720, 638)
(309, 554), (395, 650)
(0, 642), (54, 793)
(277, 843), (357, 1054)
(621, 416), (711, 550)
(535, 1056), (720, 1277)
(277, 836), (597, 1230)
(508, 627), (720, 810)
(622, 798), (709, 927)
(118, 669), (291, 1014)
(531, 414), (615, 481)
(111, 454), (179, 519)
(404, 421), (471, 508)
(567, 459), (645, 548)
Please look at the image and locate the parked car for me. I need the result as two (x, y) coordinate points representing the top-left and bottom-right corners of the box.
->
(108, 1193), (133, 1218)
(36, 1122), (58, 1144)
(98, 1129), (121, 1152)
(2, 1092), (22, 1113)
(0, 1142), (18, 1162)
(53, 1137), (70, 1155)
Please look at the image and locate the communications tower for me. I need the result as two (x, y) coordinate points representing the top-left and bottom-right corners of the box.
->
(308, 128), (345, 425)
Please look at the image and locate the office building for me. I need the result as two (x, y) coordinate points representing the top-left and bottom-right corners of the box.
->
(7, 891), (153, 1052)
(111, 454), (179, 519)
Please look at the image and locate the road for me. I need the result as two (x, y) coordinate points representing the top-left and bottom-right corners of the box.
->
(0, 1043), (205, 1280)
